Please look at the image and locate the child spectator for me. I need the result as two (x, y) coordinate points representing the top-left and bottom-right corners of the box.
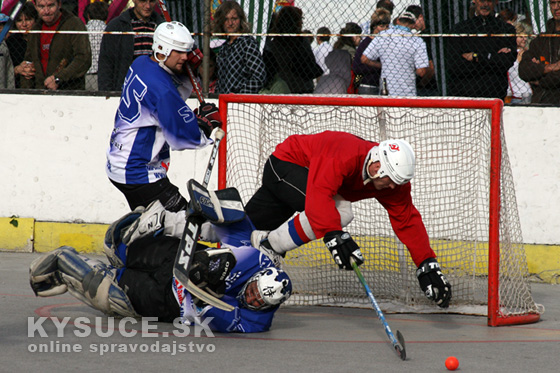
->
(84, 1), (108, 91)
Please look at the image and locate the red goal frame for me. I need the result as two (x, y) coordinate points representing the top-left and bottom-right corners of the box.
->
(217, 94), (540, 327)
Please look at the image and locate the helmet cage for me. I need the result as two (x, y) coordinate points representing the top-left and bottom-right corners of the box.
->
(238, 268), (292, 311)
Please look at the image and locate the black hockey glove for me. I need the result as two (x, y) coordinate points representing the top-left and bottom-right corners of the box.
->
(188, 248), (236, 306)
(195, 102), (222, 137)
(416, 258), (452, 308)
(323, 231), (364, 270)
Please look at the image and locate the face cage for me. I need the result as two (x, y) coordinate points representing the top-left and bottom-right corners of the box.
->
(238, 279), (273, 311)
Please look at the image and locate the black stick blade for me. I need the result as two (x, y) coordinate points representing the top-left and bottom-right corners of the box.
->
(395, 330), (407, 360)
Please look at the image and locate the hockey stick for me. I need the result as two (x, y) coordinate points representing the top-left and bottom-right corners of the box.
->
(351, 258), (407, 360)
(173, 129), (232, 311)
(156, 0), (205, 105)
(0, 0), (26, 45)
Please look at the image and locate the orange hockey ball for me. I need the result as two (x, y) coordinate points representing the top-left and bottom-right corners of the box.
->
(445, 356), (459, 371)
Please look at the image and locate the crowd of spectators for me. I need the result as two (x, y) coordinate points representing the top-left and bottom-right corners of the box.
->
(0, 0), (557, 105)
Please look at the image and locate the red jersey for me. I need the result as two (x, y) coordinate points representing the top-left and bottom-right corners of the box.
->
(272, 131), (435, 266)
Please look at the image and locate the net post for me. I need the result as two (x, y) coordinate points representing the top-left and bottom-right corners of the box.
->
(487, 99), (503, 327)
(218, 95), (228, 190)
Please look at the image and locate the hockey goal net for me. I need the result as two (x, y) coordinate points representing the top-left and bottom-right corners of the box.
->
(217, 94), (542, 326)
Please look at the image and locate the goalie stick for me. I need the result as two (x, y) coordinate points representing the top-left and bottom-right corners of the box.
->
(156, 0), (205, 105)
(173, 129), (233, 311)
(351, 258), (407, 360)
(0, 0), (26, 45)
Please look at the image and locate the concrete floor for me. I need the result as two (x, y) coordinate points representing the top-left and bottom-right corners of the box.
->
(1, 252), (559, 373)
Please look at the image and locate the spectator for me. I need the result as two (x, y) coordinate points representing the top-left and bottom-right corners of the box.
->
(84, 1), (108, 91)
(98, 0), (164, 91)
(519, 0), (560, 105)
(376, 0), (395, 13)
(0, 13), (15, 89)
(406, 4), (437, 96)
(361, 11), (429, 97)
(352, 8), (390, 95)
(266, 6), (322, 93)
(447, 0), (516, 99)
(20, 0), (91, 90)
(6, 1), (38, 88)
(314, 22), (361, 94)
(302, 29), (313, 45)
(313, 26), (332, 77)
(498, 7), (517, 25)
(332, 22), (362, 60)
(506, 22), (532, 104)
(212, 1), (266, 93)
(360, 0), (394, 38)
(313, 48), (352, 94)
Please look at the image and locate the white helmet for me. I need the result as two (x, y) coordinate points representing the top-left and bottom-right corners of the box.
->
(238, 268), (292, 311)
(364, 139), (416, 185)
(152, 21), (194, 62)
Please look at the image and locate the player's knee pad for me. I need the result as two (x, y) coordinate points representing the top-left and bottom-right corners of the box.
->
(268, 213), (315, 254)
(267, 197), (354, 255)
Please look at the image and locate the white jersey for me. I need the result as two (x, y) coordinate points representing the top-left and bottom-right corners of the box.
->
(362, 25), (429, 96)
(507, 57), (532, 100)
(106, 55), (212, 184)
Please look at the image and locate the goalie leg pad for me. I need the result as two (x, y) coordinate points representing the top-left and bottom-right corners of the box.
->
(50, 247), (138, 317)
(30, 248), (70, 297)
(188, 180), (246, 225)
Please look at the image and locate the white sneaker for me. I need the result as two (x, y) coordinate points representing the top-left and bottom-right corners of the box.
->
(251, 230), (283, 268)
(122, 200), (166, 244)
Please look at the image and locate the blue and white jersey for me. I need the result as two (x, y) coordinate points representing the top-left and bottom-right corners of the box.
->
(106, 55), (212, 184)
(173, 217), (283, 333)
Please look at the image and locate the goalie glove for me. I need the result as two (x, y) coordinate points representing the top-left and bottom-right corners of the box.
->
(194, 102), (222, 137)
(323, 231), (364, 270)
(416, 258), (452, 308)
(188, 248), (237, 306)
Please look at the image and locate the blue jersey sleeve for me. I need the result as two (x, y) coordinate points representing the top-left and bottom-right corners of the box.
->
(205, 295), (276, 333)
(154, 88), (208, 150)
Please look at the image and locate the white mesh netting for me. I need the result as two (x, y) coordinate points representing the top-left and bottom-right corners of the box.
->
(220, 95), (542, 322)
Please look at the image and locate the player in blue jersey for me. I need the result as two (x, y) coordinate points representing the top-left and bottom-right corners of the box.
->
(106, 21), (222, 212)
(29, 186), (293, 333)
